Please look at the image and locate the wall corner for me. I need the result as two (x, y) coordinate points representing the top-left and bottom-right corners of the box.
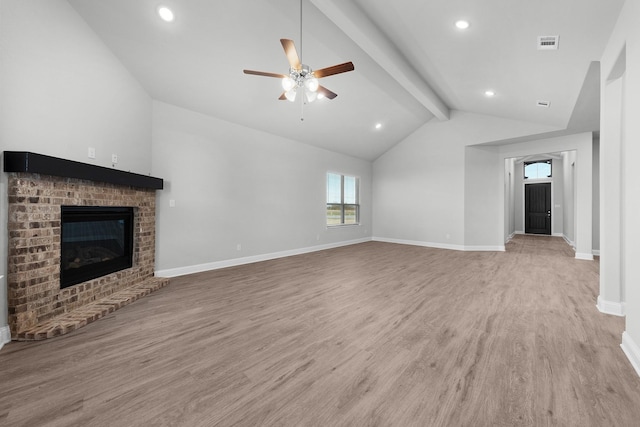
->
(0, 325), (10, 351)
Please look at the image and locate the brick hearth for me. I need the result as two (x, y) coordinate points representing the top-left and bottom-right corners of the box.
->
(6, 160), (168, 340)
(15, 277), (168, 340)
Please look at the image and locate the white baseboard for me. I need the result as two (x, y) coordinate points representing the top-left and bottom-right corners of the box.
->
(373, 236), (465, 251)
(596, 296), (625, 317)
(558, 234), (593, 260)
(0, 325), (10, 351)
(517, 231), (565, 240)
(562, 234), (575, 248)
(621, 332), (640, 378)
(465, 245), (506, 252)
(592, 249), (601, 256)
(156, 238), (372, 278)
(372, 237), (504, 252)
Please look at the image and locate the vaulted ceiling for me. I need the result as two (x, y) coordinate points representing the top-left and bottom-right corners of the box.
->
(67, 0), (624, 161)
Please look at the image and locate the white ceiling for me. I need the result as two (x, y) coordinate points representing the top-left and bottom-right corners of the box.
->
(67, 0), (624, 161)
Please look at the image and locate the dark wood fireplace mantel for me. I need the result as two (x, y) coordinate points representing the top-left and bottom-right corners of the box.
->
(3, 151), (163, 190)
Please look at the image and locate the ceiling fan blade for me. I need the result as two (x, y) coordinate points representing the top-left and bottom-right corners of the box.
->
(280, 39), (301, 69)
(243, 69), (287, 78)
(279, 92), (287, 100)
(313, 62), (354, 78)
(317, 85), (338, 100)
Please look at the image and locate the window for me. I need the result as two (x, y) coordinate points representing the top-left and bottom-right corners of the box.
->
(524, 159), (552, 179)
(326, 172), (359, 225)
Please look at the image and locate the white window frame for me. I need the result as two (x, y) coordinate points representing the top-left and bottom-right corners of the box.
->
(326, 172), (360, 227)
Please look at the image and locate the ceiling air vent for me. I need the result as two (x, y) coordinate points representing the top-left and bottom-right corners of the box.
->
(537, 35), (559, 50)
(536, 100), (550, 108)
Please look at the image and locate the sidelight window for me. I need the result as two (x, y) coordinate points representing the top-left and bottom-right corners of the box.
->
(524, 159), (552, 179)
(326, 172), (359, 226)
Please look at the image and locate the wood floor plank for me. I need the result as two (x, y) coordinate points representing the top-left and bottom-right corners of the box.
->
(1, 235), (639, 426)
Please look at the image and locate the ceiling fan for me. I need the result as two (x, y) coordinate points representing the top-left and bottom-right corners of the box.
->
(243, 0), (354, 104)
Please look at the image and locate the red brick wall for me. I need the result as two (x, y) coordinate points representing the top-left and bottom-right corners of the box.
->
(6, 173), (157, 337)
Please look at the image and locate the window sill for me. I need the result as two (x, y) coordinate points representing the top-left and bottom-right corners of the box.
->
(326, 223), (361, 229)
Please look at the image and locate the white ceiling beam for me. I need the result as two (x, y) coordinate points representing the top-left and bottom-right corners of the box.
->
(311, 0), (449, 120)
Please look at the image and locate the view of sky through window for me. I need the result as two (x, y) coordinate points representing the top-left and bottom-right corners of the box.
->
(344, 176), (357, 204)
(524, 160), (552, 179)
(327, 173), (342, 203)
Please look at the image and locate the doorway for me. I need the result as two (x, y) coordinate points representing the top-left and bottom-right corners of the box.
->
(525, 182), (551, 235)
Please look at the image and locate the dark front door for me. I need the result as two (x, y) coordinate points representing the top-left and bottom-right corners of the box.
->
(525, 183), (551, 235)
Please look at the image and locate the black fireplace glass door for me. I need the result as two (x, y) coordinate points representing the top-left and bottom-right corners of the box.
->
(60, 206), (134, 288)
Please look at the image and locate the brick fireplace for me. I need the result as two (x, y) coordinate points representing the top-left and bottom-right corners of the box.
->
(4, 152), (169, 340)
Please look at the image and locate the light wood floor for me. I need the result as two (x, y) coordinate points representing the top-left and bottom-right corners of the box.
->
(1, 235), (640, 426)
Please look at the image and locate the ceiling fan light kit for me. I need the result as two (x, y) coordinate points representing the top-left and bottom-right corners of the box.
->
(280, 64), (320, 103)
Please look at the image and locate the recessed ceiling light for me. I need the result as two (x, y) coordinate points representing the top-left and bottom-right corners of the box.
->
(455, 20), (470, 30)
(484, 90), (495, 97)
(158, 6), (175, 22)
(375, 123), (382, 130)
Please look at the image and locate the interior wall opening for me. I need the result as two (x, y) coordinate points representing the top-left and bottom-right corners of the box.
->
(504, 150), (578, 247)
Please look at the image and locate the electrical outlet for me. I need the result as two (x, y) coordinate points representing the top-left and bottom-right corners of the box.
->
(169, 199), (175, 208)
(111, 154), (118, 164)
(88, 147), (96, 159)
(236, 244), (242, 251)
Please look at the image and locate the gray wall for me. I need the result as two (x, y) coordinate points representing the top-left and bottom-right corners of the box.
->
(601, 0), (640, 355)
(563, 151), (577, 245)
(504, 158), (516, 240)
(372, 110), (560, 250)
(599, 55), (625, 315)
(372, 115), (466, 247)
(554, 158), (566, 237)
(592, 137), (600, 252)
(151, 102), (372, 274)
(464, 145), (501, 248)
(0, 0), (152, 171)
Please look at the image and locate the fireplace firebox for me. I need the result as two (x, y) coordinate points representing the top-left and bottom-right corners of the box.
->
(61, 206), (134, 288)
